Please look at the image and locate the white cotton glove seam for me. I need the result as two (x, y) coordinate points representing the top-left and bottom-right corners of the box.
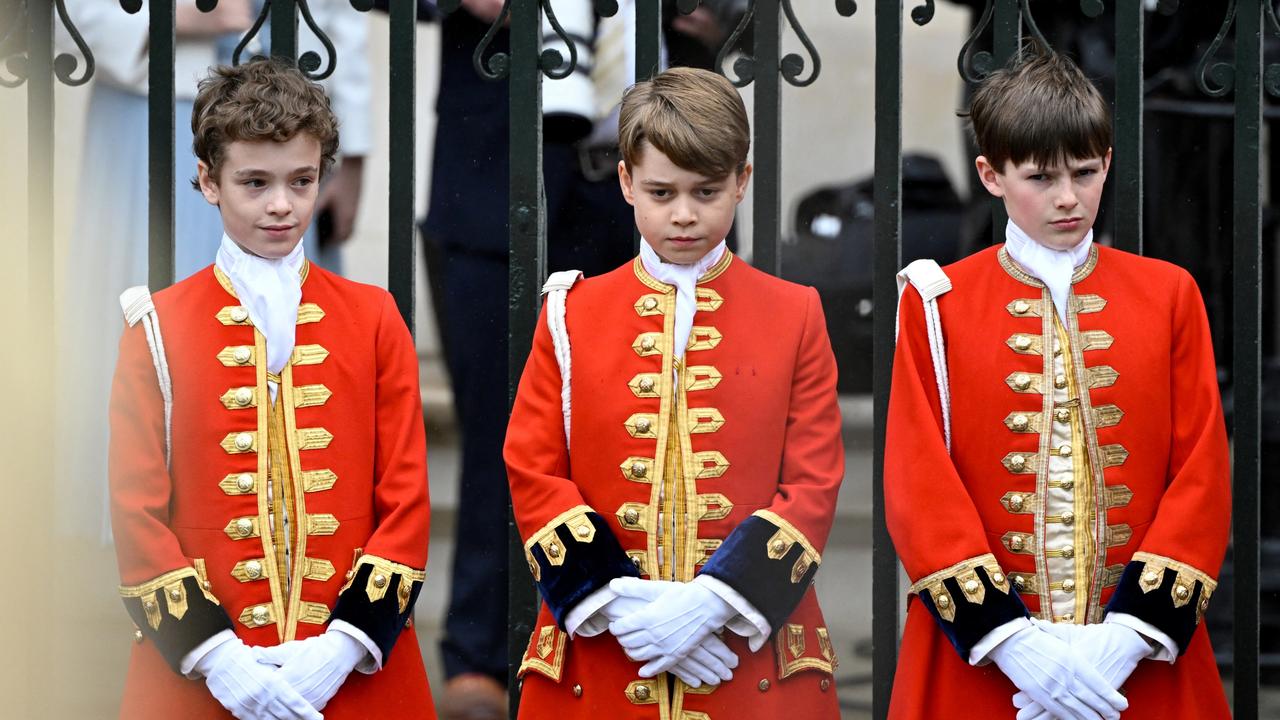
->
(693, 575), (770, 652)
(329, 619), (382, 673)
(565, 586), (618, 638)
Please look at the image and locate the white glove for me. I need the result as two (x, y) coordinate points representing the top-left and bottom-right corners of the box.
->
(608, 576), (739, 684)
(605, 577), (740, 687)
(989, 625), (1128, 720)
(254, 629), (369, 711)
(1014, 620), (1152, 719)
(193, 636), (323, 720)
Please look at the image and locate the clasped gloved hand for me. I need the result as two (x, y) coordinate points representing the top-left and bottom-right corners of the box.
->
(607, 576), (741, 688)
(194, 636), (323, 720)
(1013, 619), (1152, 719)
(989, 624), (1128, 720)
(254, 629), (370, 711)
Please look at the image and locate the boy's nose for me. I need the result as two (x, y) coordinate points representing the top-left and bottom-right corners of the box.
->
(672, 201), (696, 225)
(266, 189), (292, 215)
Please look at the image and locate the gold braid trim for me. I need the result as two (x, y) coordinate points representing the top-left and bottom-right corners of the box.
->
(338, 554), (426, 614)
(753, 509), (822, 584)
(521, 504), (597, 581)
(119, 565), (219, 630)
(1130, 551), (1218, 622)
(907, 553), (1011, 623)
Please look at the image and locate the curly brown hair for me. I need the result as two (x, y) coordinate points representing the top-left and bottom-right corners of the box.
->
(190, 58), (339, 189)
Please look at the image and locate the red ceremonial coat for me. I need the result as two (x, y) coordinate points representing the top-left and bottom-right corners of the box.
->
(109, 263), (435, 719)
(885, 244), (1230, 718)
(504, 253), (844, 719)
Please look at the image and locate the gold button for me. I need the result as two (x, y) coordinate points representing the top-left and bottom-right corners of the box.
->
(1200, 596), (1210, 610)
(992, 573), (1005, 585)
(202, 580), (212, 591)
(635, 418), (651, 434)
(643, 297), (658, 311)
(1062, 579), (1076, 593)
(1013, 575), (1026, 589)
(546, 543), (560, 559)
(1014, 373), (1031, 390)
(820, 678), (830, 692)
(169, 588), (182, 601)
(631, 556), (642, 567)
(345, 570), (355, 581)
(936, 595), (950, 608)
(1014, 300), (1031, 314)
(1143, 571), (1160, 586)
(639, 378), (655, 392)
(1015, 336), (1032, 351)
(233, 346), (252, 364)
(1058, 444), (1072, 457)
(758, 679), (770, 692)
(1010, 536), (1025, 551)
(373, 574), (388, 588)
(1061, 511), (1075, 526)
(576, 525), (590, 538)
(1061, 544), (1074, 558)
(235, 518), (253, 537)
(143, 599), (156, 610)
(1009, 455), (1026, 470)
(230, 306), (249, 323)
(1061, 479), (1074, 491)
(964, 580), (980, 594)
(771, 540), (787, 554)
(252, 606), (268, 625)
(1054, 374), (1067, 389)
(641, 337), (655, 351)
(236, 473), (254, 492)
(631, 462), (648, 479)
(1012, 414), (1029, 431)
(234, 432), (253, 451)
(624, 509), (640, 525)
(234, 387), (253, 406)
(245, 560), (262, 579)
(634, 685), (651, 701)
(1009, 494), (1025, 511)
(1055, 408), (1071, 423)
(1061, 613), (1074, 623)
(133, 629), (144, 643)
(573, 684), (583, 697)
(1175, 584), (1189, 600)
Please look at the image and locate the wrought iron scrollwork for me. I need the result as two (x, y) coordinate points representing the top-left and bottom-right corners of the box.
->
(539, 0), (578, 78)
(233, 0), (273, 66)
(296, 0), (337, 78)
(1194, 0), (1235, 97)
(716, 1), (755, 87)
(0, 2), (27, 88)
(1079, 0), (1104, 19)
(446, 0), (617, 82)
(0, 0), (96, 88)
(715, 0), (844, 89)
(1016, 0), (1050, 52)
(470, 0), (512, 80)
(54, 0), (95, 85)
(910, 0), (935, 27)
(779, 0), (820, 87)
(957, 0), (995, 82)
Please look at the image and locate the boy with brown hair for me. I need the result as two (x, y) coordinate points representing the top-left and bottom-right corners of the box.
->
(110, 58), (435, 719)
(503, 66), (845, 718)
(886, 49), (1230, 718)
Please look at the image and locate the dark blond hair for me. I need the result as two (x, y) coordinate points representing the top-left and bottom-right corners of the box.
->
(190, 58), (339, 188)
(619, 66), (750, 178)
(968, 48), (1111, 170)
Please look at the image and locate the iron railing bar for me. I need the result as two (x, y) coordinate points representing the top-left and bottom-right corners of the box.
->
(388, 0), (416, 329)
(871, 3), (903, 717)
(987, 0), (1018, 244)
(148, 0), (175, 290)
(1112, 0), (1142, 255)
(507, 0), (543, 715)
(271, 0), (299, 62)
(635, 0), (660, 81)
(28, 2), (53, 326)
(1232, 0), (1262, 714)
(751, 0), (781, 275)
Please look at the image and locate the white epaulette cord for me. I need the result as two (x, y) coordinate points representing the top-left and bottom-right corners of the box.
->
(120, 286), (173, 467)
(542, 270), (584, 449)
(894, 259), (954, 451)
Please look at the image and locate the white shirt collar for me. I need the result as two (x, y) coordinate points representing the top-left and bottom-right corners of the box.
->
(214, 234), (306, 378)
(639, 240), (727, 359)
(1004, 221), (1092, 324)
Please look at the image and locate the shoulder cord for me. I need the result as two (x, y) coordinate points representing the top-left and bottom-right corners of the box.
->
(120, 287), (173, 467)
(542, 270), (584, 449)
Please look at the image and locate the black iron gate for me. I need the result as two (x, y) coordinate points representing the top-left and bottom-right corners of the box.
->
(4, 0), (1272, 716)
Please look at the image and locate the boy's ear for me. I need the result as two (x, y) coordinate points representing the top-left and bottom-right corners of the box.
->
(974, 155), (1005, 198)
(618, 160), (637, 207)
(197, 161), (221, 206)
(734, 163), (753, 202)
(1101, 147), (1113, 177)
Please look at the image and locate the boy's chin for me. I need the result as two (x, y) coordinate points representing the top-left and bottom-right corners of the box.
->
(652, 239), (717, 264)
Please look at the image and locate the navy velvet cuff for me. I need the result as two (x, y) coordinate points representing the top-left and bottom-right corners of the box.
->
(697, 515), (817, 634)
(330, 562), (424, 663)
(122, 576), (234, 675)
(1104, 561), (1205, 655)
(530, 511), (640, 629)
(918, 567), (1029, 660)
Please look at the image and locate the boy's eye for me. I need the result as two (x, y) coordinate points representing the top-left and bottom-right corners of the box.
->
(294, 177), (315, 187)
(698, 188), (718, 198)
(1076, 168), (1096, 177)
(1027, 174), (1048, 182)
(244, 179), (266, 188)
(651, 189), (670, 198)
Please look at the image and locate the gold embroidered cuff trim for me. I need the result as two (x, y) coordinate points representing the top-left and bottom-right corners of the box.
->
(119, 567), (220, 630)
(1101, 444), (1129, 467)
(696, 287), (724, 311)
(626, 550), (649, 576)
(625, 679), (658, 705)
(620, 457), (654, 482)
(624, 414), (658, 438)
(1132, 551), (1218, 619)
(773, 624), (838, 679)
(1087, 366), (1119, 389)
(298, 601), (331, 624)
(628, 373), (660, 397)
(296, 427), (333, 450)
(691, 451), (729, 479)
(1001, 451), (1038, 475)
(296, 303), (325, 325)
(688, 408), (725, 434)
(634, 294), (664, 316)
(224, 516), (260, 540)
(221, 386), (257, 410)
(231, 559), (270, 583)
(341, 555), (426, 613)
(617, 502), (650, 532)
(218, 345), (256, 367)
(301, 558), (336, 582)
(294, 384), (332, 408)
(522, 506), (598, 578)
(1001, 532), (1034, 555)
(685, 365), (722, 391)
(756, 509), (822, 583)
(1094, 404), (1124, 428)
(220, 472), (257, 496)
(697, 493), (733, 521)
(220, 431), (258, 454)
(1000, 491), (1036, 514)
(1106, 484), (1133, 508)
(302, 469), (337, 492)
(1007, 333), (1043, 356)
(632, 332), (663, 357)
(518, 625), (567, 682)
(1079, 330), (1115, 352)
(217, 305), (253, 326)
(291, 344), (329, 366)
(1076, 294), (1108, 314)
(908, 554), (1010, 622)
(687, 326), (722, 352)
(239, 604), (276, 629)
(1006, 372), (1043, 395)
(306, 514), (340, 536)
